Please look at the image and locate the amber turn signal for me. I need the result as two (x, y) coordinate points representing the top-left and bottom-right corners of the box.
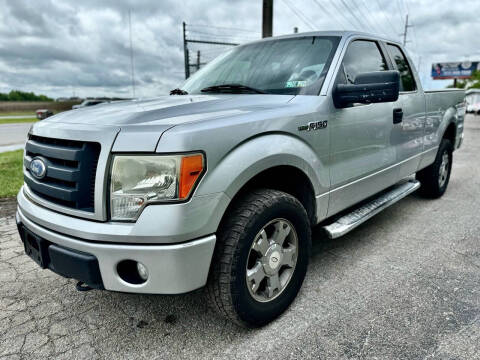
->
(179, 154), (204, 199)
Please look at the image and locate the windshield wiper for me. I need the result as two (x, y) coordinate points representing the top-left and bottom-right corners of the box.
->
(170, 88), (188, 95)
(200, 84), (267, 94)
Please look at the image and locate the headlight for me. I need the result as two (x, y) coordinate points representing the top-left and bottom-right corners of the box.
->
(110, 153), (204, 221)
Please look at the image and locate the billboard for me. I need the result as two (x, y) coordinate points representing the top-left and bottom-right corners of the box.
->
(432, 61), (480, 79)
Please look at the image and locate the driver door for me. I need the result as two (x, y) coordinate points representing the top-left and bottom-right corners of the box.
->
(327, 39), (398, 216)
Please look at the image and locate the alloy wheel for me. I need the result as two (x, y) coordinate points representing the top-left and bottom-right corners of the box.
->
(246, 218), (298, 302)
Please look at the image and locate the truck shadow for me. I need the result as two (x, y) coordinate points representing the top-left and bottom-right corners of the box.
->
(81, 194), (423, 340)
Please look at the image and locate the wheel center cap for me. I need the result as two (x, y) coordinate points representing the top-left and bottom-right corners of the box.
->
(268, 250), (282, 270)
(262, 245), (283, 275)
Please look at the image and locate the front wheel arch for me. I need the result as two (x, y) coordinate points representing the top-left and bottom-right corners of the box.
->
(220, 165), (317, 228)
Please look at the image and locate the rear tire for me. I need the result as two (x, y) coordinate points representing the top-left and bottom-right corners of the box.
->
(206, 189), (311, 328)
(416, 138), (453, 198)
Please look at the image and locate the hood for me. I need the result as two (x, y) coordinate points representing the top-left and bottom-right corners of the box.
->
(46, 94), (295, 127)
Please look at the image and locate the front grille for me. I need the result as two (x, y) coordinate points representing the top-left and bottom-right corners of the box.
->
(24, 135), (101, 212)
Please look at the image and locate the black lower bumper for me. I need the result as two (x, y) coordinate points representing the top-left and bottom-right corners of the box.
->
(16, 218), (104, 290)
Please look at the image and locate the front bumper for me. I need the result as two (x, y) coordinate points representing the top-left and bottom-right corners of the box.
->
(19, 186), (229, 244)
(16, 207), (216, 294)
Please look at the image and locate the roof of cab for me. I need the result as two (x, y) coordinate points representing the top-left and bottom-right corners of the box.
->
(241, 30), (401, 47)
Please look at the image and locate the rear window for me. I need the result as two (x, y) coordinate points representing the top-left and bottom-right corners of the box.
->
(386, 44), (416, 92)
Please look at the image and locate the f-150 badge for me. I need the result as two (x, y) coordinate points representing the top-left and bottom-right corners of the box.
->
(298, 120), (328, 132)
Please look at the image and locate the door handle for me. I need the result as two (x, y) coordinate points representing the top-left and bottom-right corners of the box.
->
(393, 108), (403, 124)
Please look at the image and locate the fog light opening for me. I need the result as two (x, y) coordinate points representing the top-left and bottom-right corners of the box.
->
(117, 260), (148, 285)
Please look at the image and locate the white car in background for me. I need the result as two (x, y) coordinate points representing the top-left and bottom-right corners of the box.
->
(72, 99), (107, 109)
(466, 102), (480, 114)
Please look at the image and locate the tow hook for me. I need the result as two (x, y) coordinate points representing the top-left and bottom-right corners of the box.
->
(76, 281), (94, 292)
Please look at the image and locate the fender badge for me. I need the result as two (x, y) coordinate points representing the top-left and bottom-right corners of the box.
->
(298, 120), (328, 132)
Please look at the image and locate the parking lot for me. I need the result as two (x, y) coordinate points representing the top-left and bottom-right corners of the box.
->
(1, 115), (479, 360)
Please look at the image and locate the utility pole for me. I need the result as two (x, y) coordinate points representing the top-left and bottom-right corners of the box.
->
(128, 10), (136, 98)
(196, 51), (201, 72)
(262, 0), (273, 38)
(183, 22), (190, 79)
(401, 14), (412, 47)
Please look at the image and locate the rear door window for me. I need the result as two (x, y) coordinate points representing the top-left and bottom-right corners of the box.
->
(386, 44), (416, 92)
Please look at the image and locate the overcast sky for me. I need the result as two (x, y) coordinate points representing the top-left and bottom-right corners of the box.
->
(1, 0), (479, 99)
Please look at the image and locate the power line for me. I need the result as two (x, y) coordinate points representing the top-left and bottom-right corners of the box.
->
(359, 0), (394, 38)
(373, 0), (402, 40)
(186, 38), (239, 46)
(395, 0), (405, 26)
(183, 22), (255, 78)
(399, 0), (409, 18)
(328, 0), (358, 30)
(186, 31), (257, 42)
(350, 0), (378, 34)
(311, 0), (347, 30)
(128, 10), (135, 98)
(338, 0), (371, 31)
(188, 30), (257, 38)
(187, 24), (259, 33)
(280, 0), (316, 30)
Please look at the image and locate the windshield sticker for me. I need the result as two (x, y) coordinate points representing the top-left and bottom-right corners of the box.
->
(285, 80), (307, 88)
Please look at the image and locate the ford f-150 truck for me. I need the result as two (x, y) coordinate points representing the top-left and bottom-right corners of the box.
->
(16, 31), (465, 327)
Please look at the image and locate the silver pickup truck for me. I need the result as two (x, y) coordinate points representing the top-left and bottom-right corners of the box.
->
(16, 31), (465, 327)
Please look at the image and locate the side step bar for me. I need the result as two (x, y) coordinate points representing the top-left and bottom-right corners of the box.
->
(323, 179), (420, 239)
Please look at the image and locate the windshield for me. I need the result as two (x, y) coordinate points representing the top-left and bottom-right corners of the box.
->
(181, 36), (340, 95)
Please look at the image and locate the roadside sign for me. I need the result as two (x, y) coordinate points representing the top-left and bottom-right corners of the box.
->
(431, 61), (479, 79)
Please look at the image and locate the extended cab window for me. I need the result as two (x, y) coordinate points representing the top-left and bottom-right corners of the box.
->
(386, 44), (416, 92)
(338, 40), (388, 84)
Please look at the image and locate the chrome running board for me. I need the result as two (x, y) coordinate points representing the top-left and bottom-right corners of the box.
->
(323, 179), (420, 239)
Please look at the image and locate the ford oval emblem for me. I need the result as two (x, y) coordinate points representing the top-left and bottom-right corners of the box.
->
(30, 158), (47, 179)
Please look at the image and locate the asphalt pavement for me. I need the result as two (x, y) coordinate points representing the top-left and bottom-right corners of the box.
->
(0, 115), (479, 359)
(0, 122), (32, 153)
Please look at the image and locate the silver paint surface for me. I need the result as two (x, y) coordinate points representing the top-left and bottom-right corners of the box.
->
(18, 31), (465, 294)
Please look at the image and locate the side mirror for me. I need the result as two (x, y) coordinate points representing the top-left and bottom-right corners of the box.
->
(333, 70), (400, 108)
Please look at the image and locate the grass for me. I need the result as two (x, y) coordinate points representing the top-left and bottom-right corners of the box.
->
(0, 118), (37, 125)
(0, 150), (24, 198)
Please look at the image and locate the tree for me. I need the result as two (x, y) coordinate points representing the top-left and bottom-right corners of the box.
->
(0, 90), (53, 101)
(468, 70), (480, 89)
(448, 70), (480, 89)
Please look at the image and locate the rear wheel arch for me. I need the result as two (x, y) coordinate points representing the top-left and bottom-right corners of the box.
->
(416, 138), (453, 198)
(443, 121), (456, 145)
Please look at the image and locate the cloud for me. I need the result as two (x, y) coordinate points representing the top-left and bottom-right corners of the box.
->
(0, 0), (479, 98)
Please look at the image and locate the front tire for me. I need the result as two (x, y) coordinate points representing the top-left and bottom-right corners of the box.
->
(416, 138), (453, 198)
(206, 189), (311, 327)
